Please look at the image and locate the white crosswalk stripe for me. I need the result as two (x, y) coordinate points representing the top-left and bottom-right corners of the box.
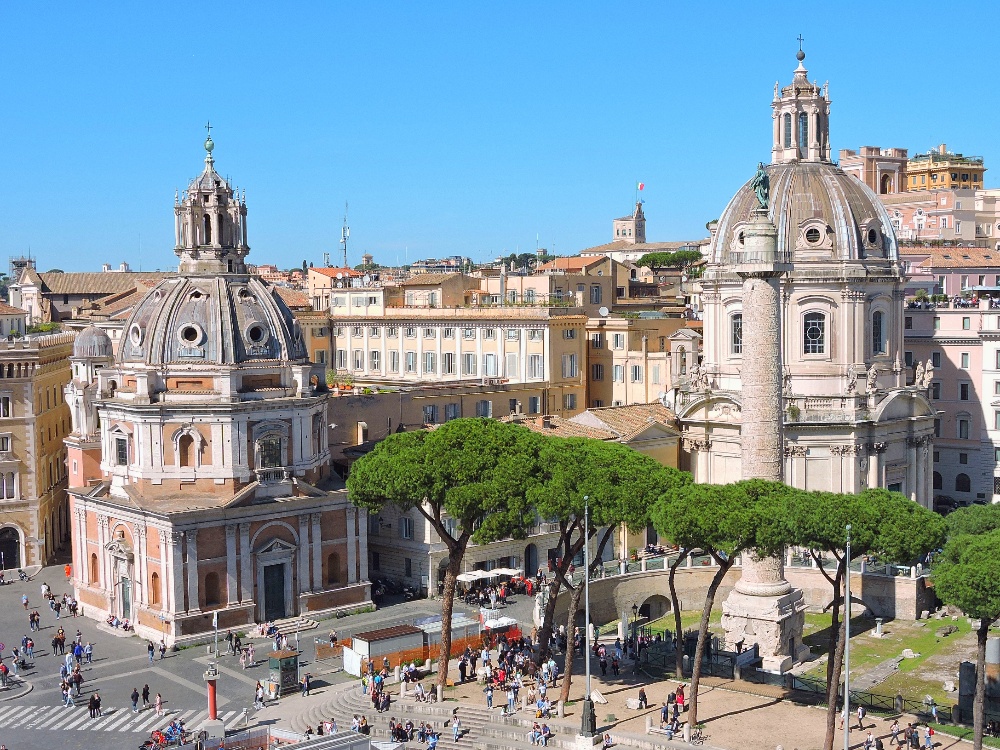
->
(0, 705), (223, 732)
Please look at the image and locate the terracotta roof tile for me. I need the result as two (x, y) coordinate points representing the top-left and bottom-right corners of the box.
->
(35, 272), (170, 296)
(311, 267), (362, 278)
(501, 413), (616, 440)
(274, 286), (310, 309)
(902, 246), (999, 268)
(0, 301), (27, 316)
(399, 273), (463, 286)
(569, 402), (679, 440)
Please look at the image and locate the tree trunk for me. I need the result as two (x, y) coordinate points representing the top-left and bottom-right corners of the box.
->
(436, 553), (464, 693)
(687, 560), (732, 728)
(974, 620), (990, 750)
(534, 577), (563, 665)
(559, 582), (584, 704)
(822, 564), (847, 750)
(535, 529), (584, 667)
(824, 566), (844, 689)
(668, 550), (688, 677)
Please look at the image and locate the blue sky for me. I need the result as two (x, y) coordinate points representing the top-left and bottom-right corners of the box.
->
(2, 2), (998, 273)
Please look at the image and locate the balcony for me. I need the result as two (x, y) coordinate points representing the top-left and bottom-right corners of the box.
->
(255, 468), (290, 484)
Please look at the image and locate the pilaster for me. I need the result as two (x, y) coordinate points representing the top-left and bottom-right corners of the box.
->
(186, 529), (200, 612)
(226, 525), (238, 605)
(239, 523), (252, 603)
(346, 507), (358, 584)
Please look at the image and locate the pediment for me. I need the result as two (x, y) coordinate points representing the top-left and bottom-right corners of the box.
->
(105, 540), (134, 560)
(258, 538), (296, 555)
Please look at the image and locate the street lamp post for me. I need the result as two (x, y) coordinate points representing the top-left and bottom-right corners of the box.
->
(844, 524), (852, 750)
(580, 495), (596, 738)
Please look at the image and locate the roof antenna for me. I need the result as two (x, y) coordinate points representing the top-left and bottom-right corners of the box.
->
(341, 202), (350, 268)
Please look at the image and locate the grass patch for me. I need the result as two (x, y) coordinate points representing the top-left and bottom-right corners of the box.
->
(928, 722), (1000, 749)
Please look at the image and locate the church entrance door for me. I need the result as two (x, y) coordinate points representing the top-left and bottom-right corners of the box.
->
(264, 563), (287, 620)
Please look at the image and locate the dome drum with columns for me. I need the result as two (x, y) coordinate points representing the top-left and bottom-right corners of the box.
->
(64, 136), (370, 648)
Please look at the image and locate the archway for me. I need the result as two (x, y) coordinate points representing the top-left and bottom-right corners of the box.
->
(880, 174), (892, 194)
(0, 527), (20, 569)
(638, 593), (671, 620)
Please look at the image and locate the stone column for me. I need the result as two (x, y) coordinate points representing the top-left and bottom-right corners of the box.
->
(96, 515), (109, 591)
(238, 523), (252, 603)
(298, 515), (310, 593)
(346, 507), (358, 584)
(311, 513), (323, 591)
(134, 524), (146, 606)
(721, 206), (807, 673)
(226, 525), (238, 605)
(186, 530), (200, 612)
(358, 508), (370, 582)
(169, 531), (185, 614)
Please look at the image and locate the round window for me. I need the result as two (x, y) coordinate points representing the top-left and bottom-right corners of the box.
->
(179, 325), (202, 345)
(867, 228), (879, 245)
(805, 228), (822, 244)
(129, 325), (143, 347)
(247, 324), (268, 344)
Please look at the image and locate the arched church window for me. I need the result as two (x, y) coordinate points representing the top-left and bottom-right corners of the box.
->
(932, 472), (942, 491)
(178, 434), (194, 468)
(259, 435), (282, 469)
(204, 572), (221, 607)
(150, 572), (161, 606)
(803, 312), (826, 355)
(89, 553), (99, 584)
(783, 113), (791, 148)
(203, 214), (212, 244)
(872, 311), (886, 355)
(955, 473), (971, 493)
(731, 313), (743, 355)
(798, 113), (808, 157)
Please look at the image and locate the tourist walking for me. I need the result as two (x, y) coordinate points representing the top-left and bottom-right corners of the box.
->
(148, 641), (155, 663)
(131, 687), (140, 713)
(142, 684), (150, 709)
(155, 692), (163, 716)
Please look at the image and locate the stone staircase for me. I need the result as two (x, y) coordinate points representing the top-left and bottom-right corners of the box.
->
(245, 616), (318, 640)
(288, 682), (586, 750)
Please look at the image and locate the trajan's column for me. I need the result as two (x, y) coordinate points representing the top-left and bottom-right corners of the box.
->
(720, 164), (809, 672)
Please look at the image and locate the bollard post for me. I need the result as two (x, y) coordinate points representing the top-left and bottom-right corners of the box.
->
(645, 716), (652, 733)
(436, 684), (443, 703)
(557, 700), (565, 718)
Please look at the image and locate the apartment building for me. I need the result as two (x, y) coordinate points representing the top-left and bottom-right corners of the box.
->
(903, 246), (1000, 504)
(585, 314), (684, 408)
(0, 330), (75, 569)
(327, 272), (588, 416)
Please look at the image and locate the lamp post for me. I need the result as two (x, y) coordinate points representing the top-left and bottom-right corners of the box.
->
(844, 523), (852, 750)
(580, 495), (596, 738)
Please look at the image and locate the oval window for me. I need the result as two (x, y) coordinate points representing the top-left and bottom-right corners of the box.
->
(867, 228), (879, 245)
(805, 228), (822, 244)
(247, 324), (267, 343)
(129, 325), (143, 347)
(180, 325), (201, 344)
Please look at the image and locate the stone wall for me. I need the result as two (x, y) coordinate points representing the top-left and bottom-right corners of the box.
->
(553, 566), (936, 625)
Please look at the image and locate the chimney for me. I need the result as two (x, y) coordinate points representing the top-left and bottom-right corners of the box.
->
(537, 415), (553, 429)
(939, 143), (947, 155)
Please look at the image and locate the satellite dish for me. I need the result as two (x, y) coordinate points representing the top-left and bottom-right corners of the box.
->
(336, 272), (344, 280)
(336, 281), (344, 288)
(363, 275), (371, 285)
(598, 306), (610, 317)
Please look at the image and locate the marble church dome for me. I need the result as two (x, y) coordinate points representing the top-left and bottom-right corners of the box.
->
(73, 325), (114, 359)
(118, 275), (307, 366)
(711, 161), (899, 266)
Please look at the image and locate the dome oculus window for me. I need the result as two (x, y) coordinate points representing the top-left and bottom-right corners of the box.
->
(246, 323), (269, 345)
(178, 324), (204, 346)
(805, 227), (822, 245)
(867, 228), (880, 246)
(128, 325), (144, 347)
(189, 290), (204, 301)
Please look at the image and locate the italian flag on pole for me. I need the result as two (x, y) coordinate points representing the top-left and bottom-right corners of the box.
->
(637, 182), (644, 191)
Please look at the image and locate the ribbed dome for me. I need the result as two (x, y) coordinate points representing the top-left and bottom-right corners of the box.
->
(711, 162), (899, 265)
(118, 276), (307, 366)
(74, 326), (114, 359)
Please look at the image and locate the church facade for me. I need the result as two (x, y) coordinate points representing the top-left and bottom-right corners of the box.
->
(673, 51), (936, 505)
(65, 136), (370, 645)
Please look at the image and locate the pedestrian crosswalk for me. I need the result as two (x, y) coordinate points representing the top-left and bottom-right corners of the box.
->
(0, 705), (244, 732)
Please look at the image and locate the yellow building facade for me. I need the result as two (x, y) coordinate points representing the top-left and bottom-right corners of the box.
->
(0, 331), (75, 569)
